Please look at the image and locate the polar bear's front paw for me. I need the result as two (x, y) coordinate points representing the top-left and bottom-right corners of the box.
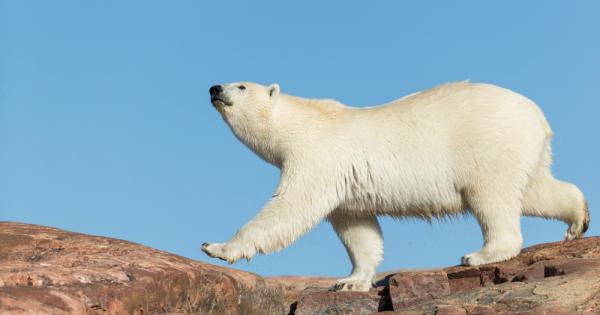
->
(461, 252), (486, 266)
(202, 242), (256, 264)
(331, 278), (372, 292)
(201, 242), (228, 261)
(201, 242), (241, 264)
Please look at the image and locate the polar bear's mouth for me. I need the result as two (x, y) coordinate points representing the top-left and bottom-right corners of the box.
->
(211, 97), (233, 107)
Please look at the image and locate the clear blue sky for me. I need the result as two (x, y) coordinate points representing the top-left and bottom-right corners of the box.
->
(1, 1), (598, 277)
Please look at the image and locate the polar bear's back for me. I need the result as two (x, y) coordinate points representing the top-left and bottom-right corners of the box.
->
(328, 82), (553, 203)
(373, 81), (549, 134)
(339, 81), (552, 149)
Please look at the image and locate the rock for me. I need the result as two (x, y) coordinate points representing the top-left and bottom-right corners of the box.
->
(388, 270), (451, 309)
(271, 237), (600, 315)
(293, 291), (380, 315)
(265, 276), (337, 311)
(0, 222), (285, 315)
(382, 237), (600, 315)
(1, 222), (599, 315)
(267, 276), (393, 314)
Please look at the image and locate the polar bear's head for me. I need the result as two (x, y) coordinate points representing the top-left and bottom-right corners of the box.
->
(209, 81), (282, 164)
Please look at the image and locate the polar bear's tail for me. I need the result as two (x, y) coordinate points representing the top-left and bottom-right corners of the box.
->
(540, 114), (553, 138)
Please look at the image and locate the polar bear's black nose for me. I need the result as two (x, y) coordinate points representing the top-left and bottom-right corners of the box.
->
(209, 85), (223, 96)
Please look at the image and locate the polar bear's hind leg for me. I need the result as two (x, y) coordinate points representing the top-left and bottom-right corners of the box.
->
(461, 154), (531, 267)
(521, 140), (589, 240)
(462, 186), (525, 266)
(522, 169), (589, 240)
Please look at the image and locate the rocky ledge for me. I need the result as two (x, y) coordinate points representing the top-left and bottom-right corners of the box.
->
(1, 222), (599, 315)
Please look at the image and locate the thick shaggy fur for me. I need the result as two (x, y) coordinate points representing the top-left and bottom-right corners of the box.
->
(202, 81), (588, 292)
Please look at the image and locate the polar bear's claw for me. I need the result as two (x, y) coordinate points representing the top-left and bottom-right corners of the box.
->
(201, 242), (228, 261)
(564, 200), (590, 241)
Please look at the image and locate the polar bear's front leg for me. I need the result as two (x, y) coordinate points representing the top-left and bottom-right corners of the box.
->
(328, 211), (383, 292)
(203, 172), (337, 264)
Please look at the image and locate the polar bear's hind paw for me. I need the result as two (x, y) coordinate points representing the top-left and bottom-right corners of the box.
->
(565, 200), (590, 241)
(461, 250), (518, 266)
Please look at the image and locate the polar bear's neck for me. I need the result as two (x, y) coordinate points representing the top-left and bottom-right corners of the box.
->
(244, 94), (346, 169)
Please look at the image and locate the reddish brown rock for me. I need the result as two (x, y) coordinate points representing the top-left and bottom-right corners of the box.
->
(265, 276), (337, 310)
(388, 270), (450, 309)
(380, 237), (600, 314)
(0, 222), (285, 315)
(2, 222), (600, 315)
(293, 291), (381, 315)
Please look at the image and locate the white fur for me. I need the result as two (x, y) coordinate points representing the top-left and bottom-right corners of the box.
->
(202, 81), (588, 291)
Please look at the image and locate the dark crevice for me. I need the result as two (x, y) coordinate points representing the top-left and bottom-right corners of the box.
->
(287, 301), (297, 315)
(377, 286), (393, 311)
(544, 265), (566, 278)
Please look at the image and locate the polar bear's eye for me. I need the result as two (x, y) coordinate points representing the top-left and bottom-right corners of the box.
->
(238, 85), (246, 90)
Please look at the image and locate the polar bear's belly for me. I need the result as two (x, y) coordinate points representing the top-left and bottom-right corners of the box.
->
(337, 169), (467, 218)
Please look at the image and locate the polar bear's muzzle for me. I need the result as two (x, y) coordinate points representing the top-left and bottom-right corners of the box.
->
(211, 97), (232, 108)
(209, 84), (233, 108)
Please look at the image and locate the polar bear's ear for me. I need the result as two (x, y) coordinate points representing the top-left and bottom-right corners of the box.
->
(268, 84), (280, 98)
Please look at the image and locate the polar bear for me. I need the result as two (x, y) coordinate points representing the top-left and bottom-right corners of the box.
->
(202, 81), (589, 292)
